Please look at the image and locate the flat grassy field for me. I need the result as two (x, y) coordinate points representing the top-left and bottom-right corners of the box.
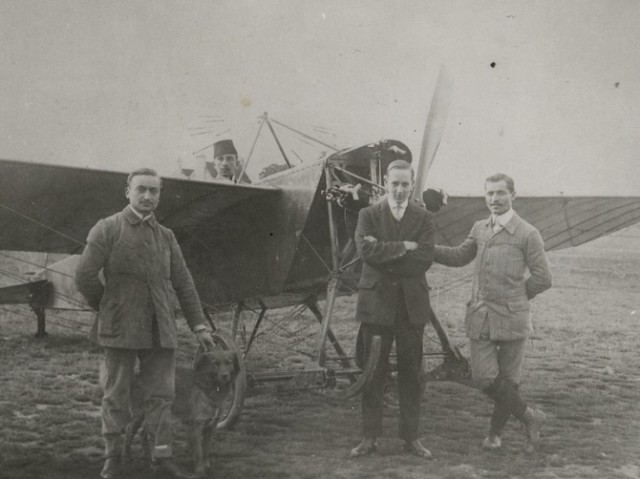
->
(1, 225), (639, 479)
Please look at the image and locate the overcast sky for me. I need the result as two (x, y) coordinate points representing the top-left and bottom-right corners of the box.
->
(0, 0), (638, 195)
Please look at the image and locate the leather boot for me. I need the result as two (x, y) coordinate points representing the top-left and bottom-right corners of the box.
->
(403, 439), (433, 459)
(482, 435), (502, 450)
(349, 437), (377, 458)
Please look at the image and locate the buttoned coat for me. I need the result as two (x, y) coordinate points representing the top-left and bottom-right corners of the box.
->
(434, 212), (552, 341)
(75, 206), (206, 349)
(355, 199), (435, 326)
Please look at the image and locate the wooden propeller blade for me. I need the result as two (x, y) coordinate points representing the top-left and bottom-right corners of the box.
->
(411, 65), (454, 202)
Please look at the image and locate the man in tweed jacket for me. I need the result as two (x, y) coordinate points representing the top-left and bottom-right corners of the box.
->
(434, 173), (552, 452)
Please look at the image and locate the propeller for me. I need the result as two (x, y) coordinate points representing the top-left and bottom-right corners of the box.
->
(411, 65), (454, 202)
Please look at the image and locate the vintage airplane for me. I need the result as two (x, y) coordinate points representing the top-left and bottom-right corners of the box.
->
(1, 69), (639, 428)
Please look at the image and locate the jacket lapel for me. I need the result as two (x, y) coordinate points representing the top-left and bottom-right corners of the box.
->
(397, 201), (419, 236)
(486, 211), (519, 238)
(503, 212), (519, 235)
(377, 200), (396, 237)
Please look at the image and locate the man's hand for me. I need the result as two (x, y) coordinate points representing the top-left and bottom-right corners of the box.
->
(404, 241), (418, 251)
(195, 330), (215, 351)
(364, 235), (377, 243)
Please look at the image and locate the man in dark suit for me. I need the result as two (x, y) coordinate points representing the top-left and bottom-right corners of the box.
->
(350, 159), (435, 459)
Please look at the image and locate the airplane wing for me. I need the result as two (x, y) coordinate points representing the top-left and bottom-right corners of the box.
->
(433, 196), (640, 251)
(0, 158), (277, 253)
(3, 157), (638, 310)
(0, 158), (290, 305)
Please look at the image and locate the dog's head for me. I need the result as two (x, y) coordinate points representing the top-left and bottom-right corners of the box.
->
(193, 349), (240, 393)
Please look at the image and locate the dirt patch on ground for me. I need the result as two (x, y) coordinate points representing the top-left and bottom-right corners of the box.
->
(0, 226), (639, 478)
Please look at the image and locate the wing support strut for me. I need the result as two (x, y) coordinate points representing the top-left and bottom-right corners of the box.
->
(261, 112), (292, 169)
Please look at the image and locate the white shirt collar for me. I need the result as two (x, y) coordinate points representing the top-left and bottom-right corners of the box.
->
(387, 196), (409, 210)
(128, 205), (153, 222)
(492, 208), (514, 227)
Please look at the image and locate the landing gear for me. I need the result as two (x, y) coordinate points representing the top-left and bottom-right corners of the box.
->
(32, 304), (47, 339)
(0, 279), (51, 338)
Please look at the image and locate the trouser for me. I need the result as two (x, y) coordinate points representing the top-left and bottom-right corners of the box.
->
(101, 346), (175, 459)
(470, 316), (528, 436)
(357, 302), (425, 441)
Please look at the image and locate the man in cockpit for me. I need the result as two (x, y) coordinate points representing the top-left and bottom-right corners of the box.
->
(210, 139), (241, 183)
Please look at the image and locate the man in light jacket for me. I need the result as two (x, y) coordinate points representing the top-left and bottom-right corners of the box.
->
(434, 173), (552, 452)
(76, 168), (214, 479)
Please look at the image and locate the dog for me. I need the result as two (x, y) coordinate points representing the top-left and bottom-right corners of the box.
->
(122, 348), (240, 477)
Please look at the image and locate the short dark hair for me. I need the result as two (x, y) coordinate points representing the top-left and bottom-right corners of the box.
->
(485, 173), (514, 193)
(127, 168), (161, 187)
(386, 159), (414, 179)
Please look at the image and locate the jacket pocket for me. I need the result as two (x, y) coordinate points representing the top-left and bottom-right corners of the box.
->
(98, 301), (122, 337)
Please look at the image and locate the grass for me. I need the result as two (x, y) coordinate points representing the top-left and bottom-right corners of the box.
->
(0, 225), (639, 478)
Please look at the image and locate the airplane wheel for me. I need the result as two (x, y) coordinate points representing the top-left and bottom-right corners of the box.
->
(211, 330), (247, 430)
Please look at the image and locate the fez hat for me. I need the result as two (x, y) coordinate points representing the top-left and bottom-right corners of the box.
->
(213, 139), (237, 159)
